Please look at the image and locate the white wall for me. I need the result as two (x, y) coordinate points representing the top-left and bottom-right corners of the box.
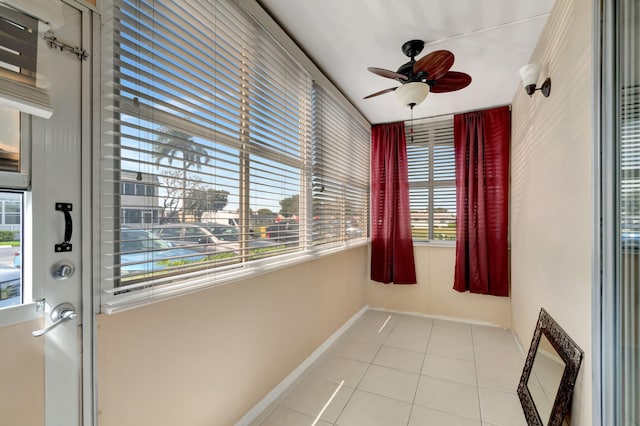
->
(366, 245), (512, 327)
(0, 319), (44, 426)
(97, 246), (368, 426)
(510, 0), (593, 423)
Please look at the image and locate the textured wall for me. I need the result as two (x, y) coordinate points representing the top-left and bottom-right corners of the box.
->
(97, 246), (368, 426)
(366, 245), (512, 327)
(510, 0), (593, 423)
(0, 319), (44, 426)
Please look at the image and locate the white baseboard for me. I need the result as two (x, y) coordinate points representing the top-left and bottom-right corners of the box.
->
(368, 307), (506, 328)
(235, 305), (369, 426)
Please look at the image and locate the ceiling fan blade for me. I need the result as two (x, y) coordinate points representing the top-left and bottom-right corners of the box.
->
(367, 67), (408, 81)
(363, 87), (398, 99)
(430, 71), (472, 93)
(413, 50), (455, 80)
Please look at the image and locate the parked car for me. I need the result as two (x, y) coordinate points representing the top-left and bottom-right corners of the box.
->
(119, 228), (207, 276)
(266, 222), (299, 244)
(200, 223), (276, 249)
(622, 228), (640, 250)
(150, 223), (238, 254)
(0, 265), (20, 309)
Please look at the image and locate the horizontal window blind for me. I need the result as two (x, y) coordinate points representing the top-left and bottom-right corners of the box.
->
(621, 85), (640, 230)
(312, 83), (369, 244)
(406, 118), (456, 241)
(101, 0), (313, 298)
(0, 3), (52, 118)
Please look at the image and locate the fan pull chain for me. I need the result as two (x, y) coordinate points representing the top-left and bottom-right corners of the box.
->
(410, 106), (414, 143)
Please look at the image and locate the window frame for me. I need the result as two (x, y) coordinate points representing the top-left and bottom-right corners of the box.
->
(99, 0), (370, 312)
(406, 117), (457, 244)
(0, 112), (41, 326)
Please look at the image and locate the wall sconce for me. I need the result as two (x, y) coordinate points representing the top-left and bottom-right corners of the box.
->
(396, 82), (430, 109)
(519, 63), (551, 97)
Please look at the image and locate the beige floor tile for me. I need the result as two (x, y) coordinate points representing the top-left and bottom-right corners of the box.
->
(472, 326), (521, 354)
(280, 377), (355, 423)
(394, 313), (434, 330)
(385, 325), (431, 352)
(414, 376), (481, 420)
(476, 364), (522, 394)
(332, 336), (381, 363)
(359, 310), (398, 331)
(250, 313), (531, 426)
(409, 405), (482, 426)
(259, 406), (333, 426)
(422, 354), (477, 385)
(358, 364), (420, 403)
(373, 345), (424, 374)
(474, 348), (525, 371)
(431, 324), (473, 343)
(307, 355), (370, 388)
(478, 387), (528, 426)
(427, 333), (475, 361)
(345, 317), (393, 344)
(432, 319), (472, 337)
(336, 390), (412, 426)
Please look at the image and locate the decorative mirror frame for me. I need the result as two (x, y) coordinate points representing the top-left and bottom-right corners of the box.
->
(518, 308), (584, 426)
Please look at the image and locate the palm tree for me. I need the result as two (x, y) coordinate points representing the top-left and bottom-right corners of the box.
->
(154, 128), (209, 222)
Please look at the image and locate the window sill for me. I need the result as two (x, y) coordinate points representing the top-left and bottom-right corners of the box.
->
(101, 239), (370, 314)
(413, 240), (456, 248)
(0, 301), (44, 327)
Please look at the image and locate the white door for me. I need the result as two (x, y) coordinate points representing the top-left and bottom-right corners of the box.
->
(0, 1), (92, 425)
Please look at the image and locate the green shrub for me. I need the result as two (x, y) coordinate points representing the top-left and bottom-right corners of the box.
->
(0, 230), (16, 241)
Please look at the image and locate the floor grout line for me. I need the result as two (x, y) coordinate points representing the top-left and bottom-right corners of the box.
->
(471, 325), (485, 425)
(311, 380), (344, 426)
(406, 318), (434, 426)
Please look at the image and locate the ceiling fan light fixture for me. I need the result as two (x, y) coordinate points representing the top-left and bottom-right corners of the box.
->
(396, 82), (429, 108)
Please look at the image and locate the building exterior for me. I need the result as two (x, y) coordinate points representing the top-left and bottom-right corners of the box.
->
(119, 172), (162, 225)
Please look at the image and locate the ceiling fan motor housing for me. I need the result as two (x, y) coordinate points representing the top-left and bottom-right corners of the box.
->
(401, 39), (425, 59)
(397, 61), (428, 83)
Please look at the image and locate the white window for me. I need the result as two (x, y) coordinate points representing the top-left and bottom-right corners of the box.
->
(100, 0), (369, 309)
(0, 107), (25, 310)
(0, 191), (22, 309)
(406, 118), (456, 242)
(312, 84), (369, 245)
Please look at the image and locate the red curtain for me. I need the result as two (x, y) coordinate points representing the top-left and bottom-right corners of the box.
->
(453, 106), (510, 296)
(370, 121), (416, 284)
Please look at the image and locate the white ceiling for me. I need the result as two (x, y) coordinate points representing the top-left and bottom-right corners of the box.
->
(259, 0), (556, 124)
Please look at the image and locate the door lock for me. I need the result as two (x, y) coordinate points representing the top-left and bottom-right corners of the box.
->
(51, 260), (75, 280)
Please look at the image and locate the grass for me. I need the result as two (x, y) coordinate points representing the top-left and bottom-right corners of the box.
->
(412, 227), (456, 241)
(0, 241), (20, 247)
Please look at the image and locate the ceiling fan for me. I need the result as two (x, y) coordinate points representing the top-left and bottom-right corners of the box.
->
(364, 39), (472, 108)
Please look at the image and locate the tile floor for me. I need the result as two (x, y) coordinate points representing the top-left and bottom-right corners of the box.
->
(250, 310), (527, 426)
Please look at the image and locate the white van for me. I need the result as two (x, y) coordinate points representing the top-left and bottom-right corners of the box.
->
(201, 210), (239, 227)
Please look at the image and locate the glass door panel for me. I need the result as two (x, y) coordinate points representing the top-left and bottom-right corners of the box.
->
(616, 0), (639, 424)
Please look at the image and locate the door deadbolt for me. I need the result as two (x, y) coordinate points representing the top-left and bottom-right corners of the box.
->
(51, 260), (75, 280)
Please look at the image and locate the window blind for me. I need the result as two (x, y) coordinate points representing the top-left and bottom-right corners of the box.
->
(101, 0), (313, 299)
(0, 3), (52, 118)
(406, 118), (456, 241)
(312, 83), (369, 244)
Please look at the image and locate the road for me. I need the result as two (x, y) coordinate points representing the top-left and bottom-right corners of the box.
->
(0, 245), (19, 268)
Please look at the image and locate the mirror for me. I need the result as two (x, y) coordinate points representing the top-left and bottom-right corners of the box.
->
(518, 308), (584, 426)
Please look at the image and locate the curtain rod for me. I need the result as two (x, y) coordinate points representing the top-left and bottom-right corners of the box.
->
(373, 103), (512, 126)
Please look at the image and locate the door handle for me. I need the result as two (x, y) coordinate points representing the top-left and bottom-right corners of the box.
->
(55, 202), (73, 252)
(32, 302), (77, 337)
